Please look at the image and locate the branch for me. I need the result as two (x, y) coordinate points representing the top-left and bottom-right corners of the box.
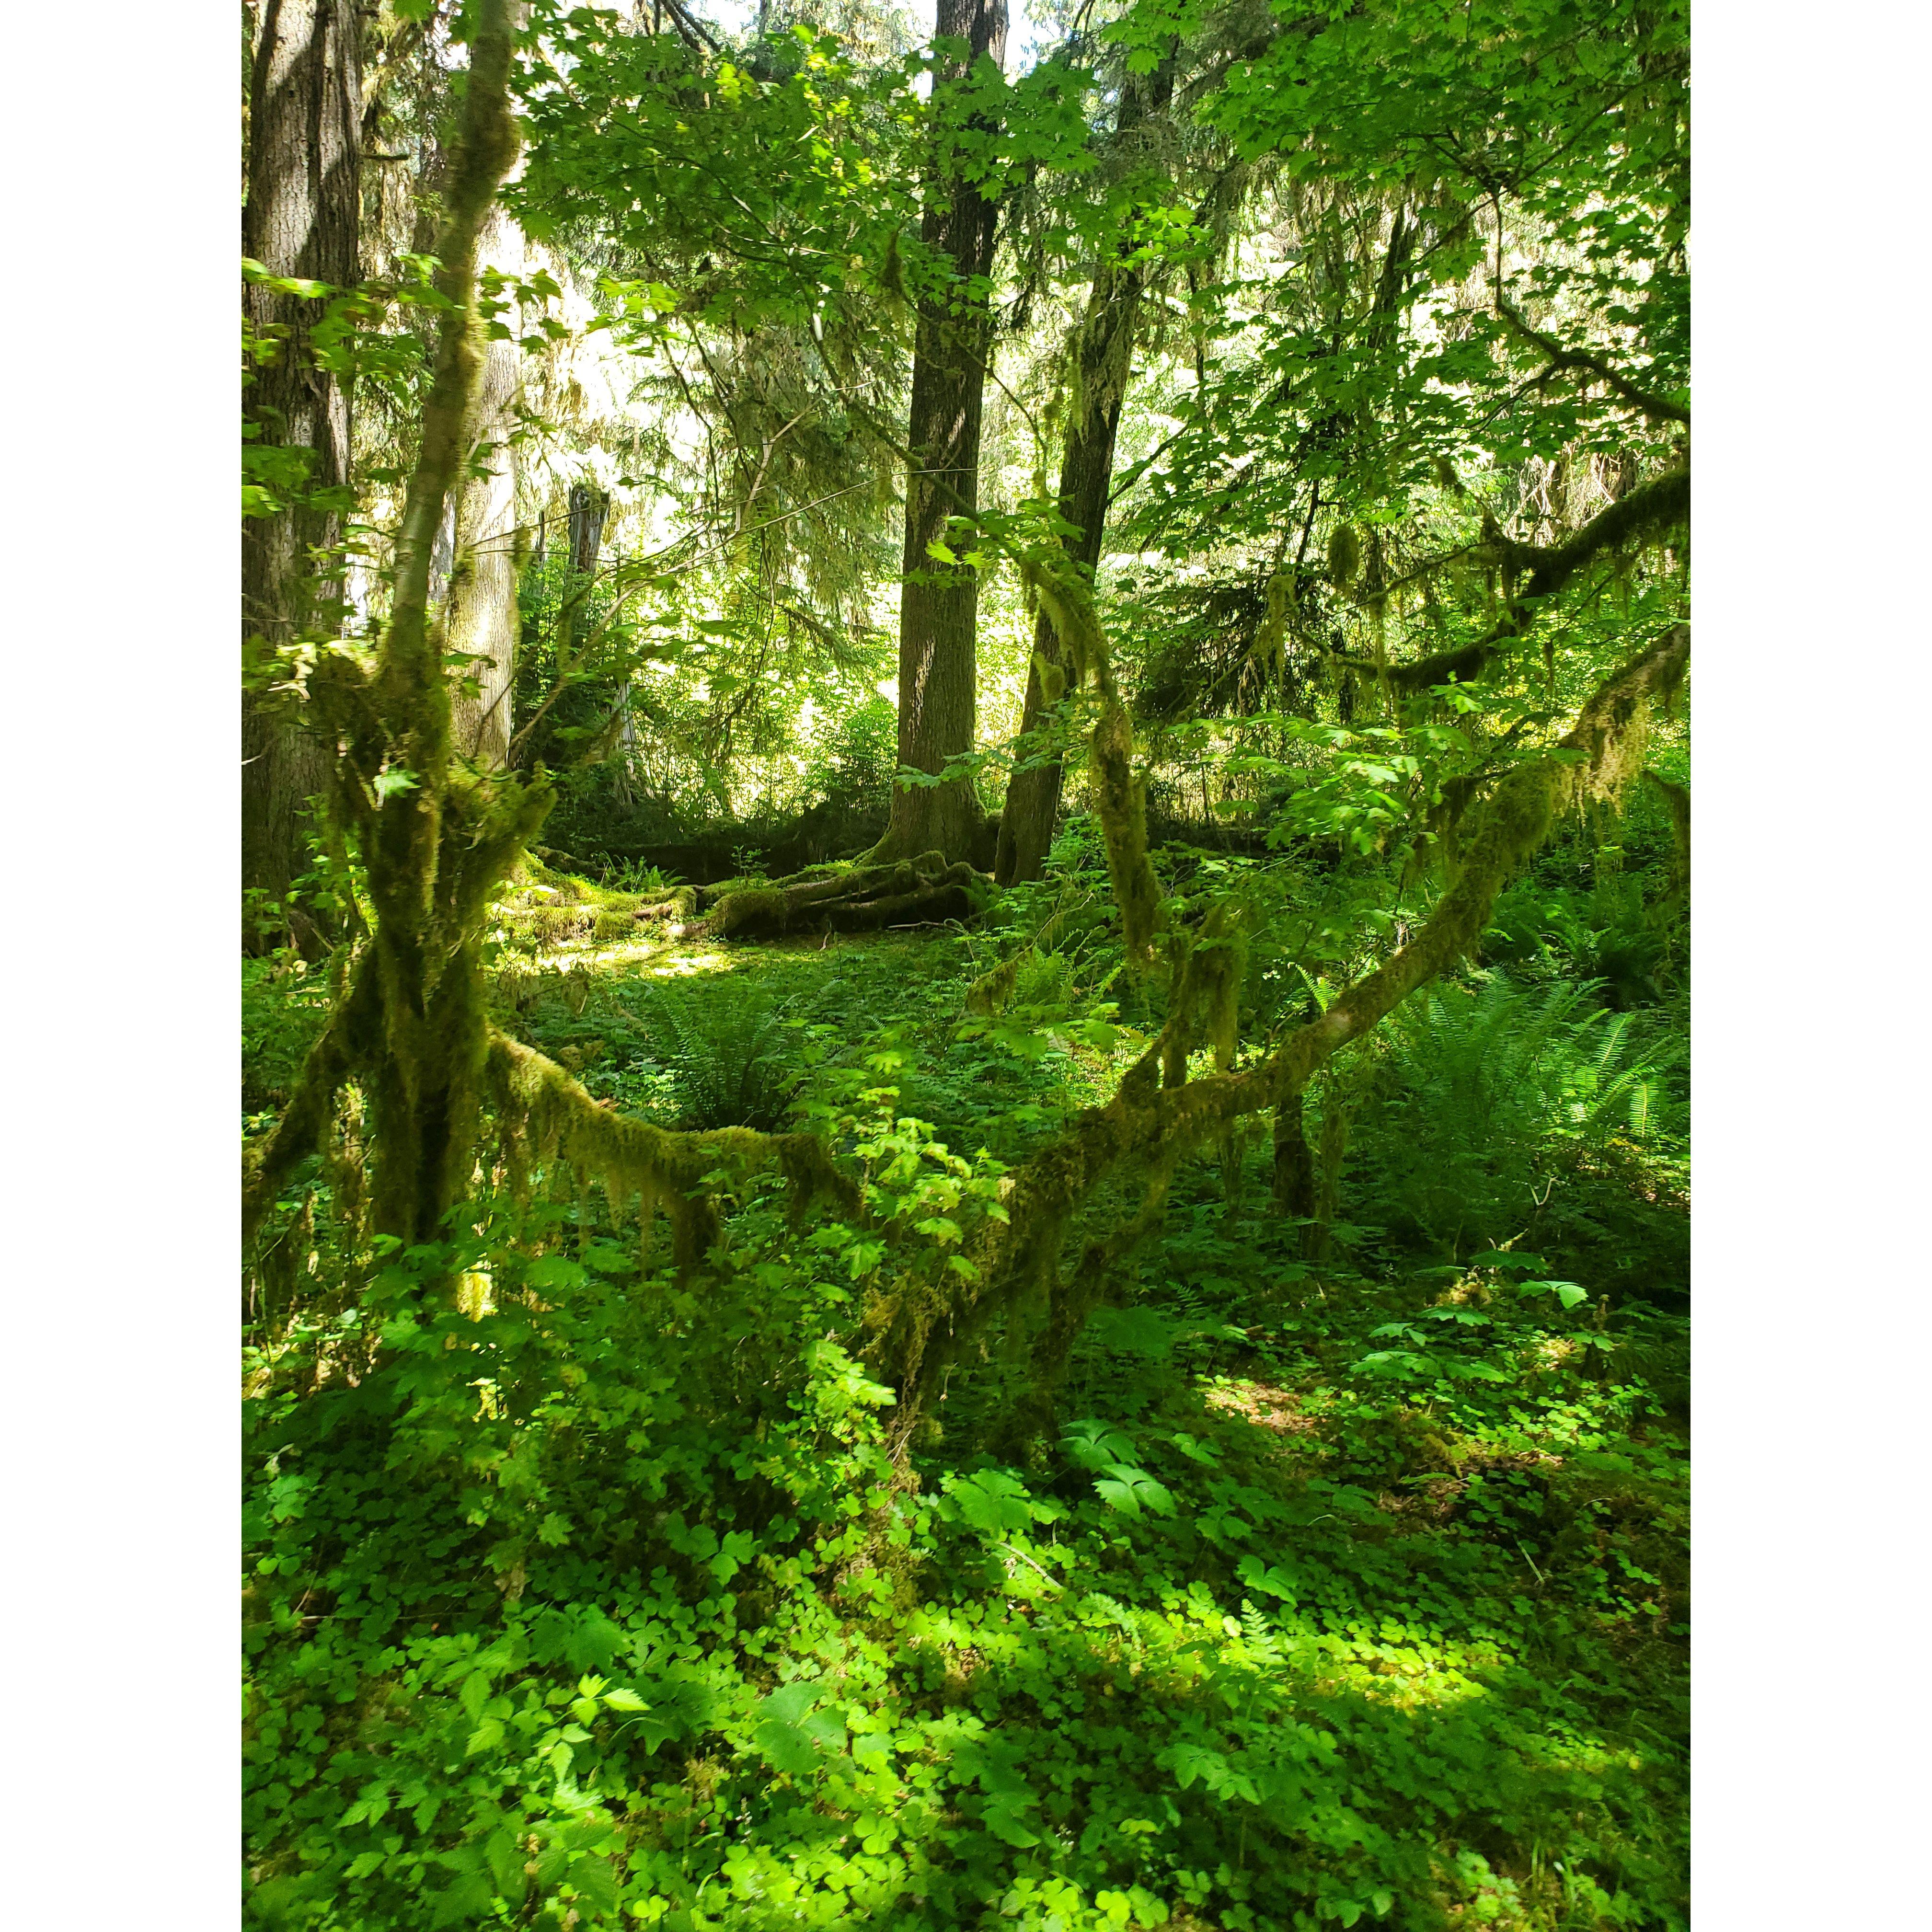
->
(1496, 296), (1689, 426)
(373, 0), (522, 744)
(1363, 466), (1688, 694)
(483, 1028), (860, 1270)
(920, 624), (1691, 1408)
(243, 958), (380, 1246)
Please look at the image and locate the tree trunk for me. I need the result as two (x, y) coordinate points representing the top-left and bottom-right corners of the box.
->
(993, 264), (1140, 883)
(446, 200), (526, 769)
(242, 0), (362, 949)
(871, 0), (1007, 866)
(994, 56), (1174, 886)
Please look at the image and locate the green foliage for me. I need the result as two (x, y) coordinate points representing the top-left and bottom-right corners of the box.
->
(245, 1159), (1687, 1931)
(619, 978), (803, 1134)
(1340, 973), (1687, 1276)
(241, 3), (1694, 1924)
(799, 694), (901, 818)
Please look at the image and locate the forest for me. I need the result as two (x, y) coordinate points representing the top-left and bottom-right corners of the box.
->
(240, 1), (1691, 1926)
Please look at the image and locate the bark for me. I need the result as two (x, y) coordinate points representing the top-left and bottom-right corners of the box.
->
(1271, 1090), (1318, 1225)
(447, 199), (527, 769)
(871, 0), (1008, 865)
(995, 55), (1177, 885)
(242, 0), (363, 949)
(567, 482), (610, 573)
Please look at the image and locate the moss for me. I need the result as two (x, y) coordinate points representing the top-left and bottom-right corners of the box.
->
(711, 888), (792, 939)
(703, 851), (982, 943)
(966, 950), (1026, 1017)
(896, 622), (1693, 1438)
(1646, 770), (1690, 890)
(1328, 523), (1363, 588)
(1088, 703), (1163, 975)
(484, 1026), (859, 1275)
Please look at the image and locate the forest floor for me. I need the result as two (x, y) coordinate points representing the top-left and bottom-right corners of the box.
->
(243, 868), (1690, 1932)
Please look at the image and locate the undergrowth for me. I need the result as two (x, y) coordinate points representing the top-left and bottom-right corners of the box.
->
(244, 803), (1688, 1932)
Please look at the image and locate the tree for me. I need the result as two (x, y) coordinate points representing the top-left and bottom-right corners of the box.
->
(994, 47), (1176, 885)
(244, 0), (851, 1264)
(242, 0), (363, 950)
(869, 0), (1008, 865)
(245, 0), (534, 1249)
(445, 194), (528, 770)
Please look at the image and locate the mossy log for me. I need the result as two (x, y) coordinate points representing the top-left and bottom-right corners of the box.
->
(483, 1028), (859, 1270)
(702, 852), (991, 941)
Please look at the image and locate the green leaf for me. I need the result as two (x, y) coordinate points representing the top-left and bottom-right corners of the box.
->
(979, 1790), (1040, 1847)
(1094, 1465), (1177, 1519)
(1062, 1418), (1138, 1470)
(464, 1716), (505, 1756)
(947, 1469), (1036, 1535)
(460, 1670), (493, 1722)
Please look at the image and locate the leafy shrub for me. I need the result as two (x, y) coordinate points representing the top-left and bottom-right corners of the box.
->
(245, 1187), (1688, 1932)
(800, 693), (899, 816)
(1483, 877), (1677, 1009)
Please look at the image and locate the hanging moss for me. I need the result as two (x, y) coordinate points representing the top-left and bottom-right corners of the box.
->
(965, 949), (1027, 1017)
(484, 1027), (859, 1274)
(1646, 769), (1690, 890)
(1328, 523), (1363, 589)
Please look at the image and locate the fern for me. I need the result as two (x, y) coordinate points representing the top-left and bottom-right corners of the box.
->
(1341, 971), (1686, 1258)
(621, 980), (799, 1133)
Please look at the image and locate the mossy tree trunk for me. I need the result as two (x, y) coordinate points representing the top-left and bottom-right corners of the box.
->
(995, 55), (1174, 887)
(247, 0), (535, 1255)
(871, 0), (1007, 867)
(244, 0), (854, 1279)
(242, 0), (362, 951)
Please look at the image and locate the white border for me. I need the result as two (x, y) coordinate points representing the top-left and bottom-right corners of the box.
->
(4, 2), (237, 1919)
(1695, 1), (1930, 1924)
(9, 1), (1927, 1922)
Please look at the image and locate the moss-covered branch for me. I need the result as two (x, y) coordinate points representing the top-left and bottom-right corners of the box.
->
(1349, 467), (1690, 695)
(483, 1028), (860, 1269)
(1496, 296), (1690, 426)
(1022, 553), (1166, 975)
(888, 623), (1690, 1424)
(243, 958), (379, 1247)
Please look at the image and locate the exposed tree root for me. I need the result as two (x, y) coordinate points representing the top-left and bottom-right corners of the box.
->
(699, 851), (992, 940)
